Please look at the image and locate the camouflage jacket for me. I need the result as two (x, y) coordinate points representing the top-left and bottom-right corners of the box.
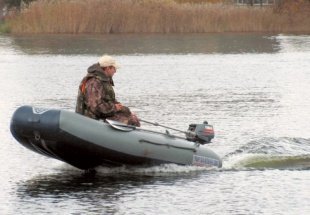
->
(75, 63), (118, 119)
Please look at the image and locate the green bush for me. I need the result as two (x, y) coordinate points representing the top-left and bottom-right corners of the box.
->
(0, 21), (11, 34)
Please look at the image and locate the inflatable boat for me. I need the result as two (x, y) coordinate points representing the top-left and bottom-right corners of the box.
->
(10, 106), (222, 170)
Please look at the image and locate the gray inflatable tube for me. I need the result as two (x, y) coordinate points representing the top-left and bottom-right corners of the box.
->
(10, 106), (222, 170)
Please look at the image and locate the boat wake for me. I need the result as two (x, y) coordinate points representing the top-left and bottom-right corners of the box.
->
(223, 137), (310, 170)
(56, 163), (217, 177)
(95, 164), (216, 177)
(56, 137), (310, 175)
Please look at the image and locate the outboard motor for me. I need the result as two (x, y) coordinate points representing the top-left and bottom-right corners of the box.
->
(186, 121), (214, 144)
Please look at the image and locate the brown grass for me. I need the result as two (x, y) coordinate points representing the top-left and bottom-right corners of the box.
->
(6, 0), (310, 34)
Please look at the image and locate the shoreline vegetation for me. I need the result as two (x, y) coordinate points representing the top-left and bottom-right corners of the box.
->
(1, 0), (310, 34)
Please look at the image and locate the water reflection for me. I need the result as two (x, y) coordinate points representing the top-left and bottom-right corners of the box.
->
(15, 168), (204, 214)
(272, 34), (310, 53)
(17, 167), (205, 198)
(7, 33), (280, 55)
(16, 173), (128, 214)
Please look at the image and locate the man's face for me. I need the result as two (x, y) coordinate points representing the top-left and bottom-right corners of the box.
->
(105, 66), (116, 77)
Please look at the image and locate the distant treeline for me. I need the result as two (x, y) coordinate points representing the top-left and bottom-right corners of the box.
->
(3, 0), (310, 34)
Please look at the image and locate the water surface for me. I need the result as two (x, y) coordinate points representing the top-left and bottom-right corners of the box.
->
(0, 33), (309, 214)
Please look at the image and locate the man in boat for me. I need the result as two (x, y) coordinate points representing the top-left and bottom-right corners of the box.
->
(75, 55), (140, 127)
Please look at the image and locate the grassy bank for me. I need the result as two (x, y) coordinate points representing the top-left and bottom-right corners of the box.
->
(5, 0), (310, 34)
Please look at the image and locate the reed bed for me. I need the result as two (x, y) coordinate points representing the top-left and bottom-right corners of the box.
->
(6, 0), (310, 34)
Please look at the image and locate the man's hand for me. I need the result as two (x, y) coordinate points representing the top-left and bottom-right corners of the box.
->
(115, 103), (123, 111)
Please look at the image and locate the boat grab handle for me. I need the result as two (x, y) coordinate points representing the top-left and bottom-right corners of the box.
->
(139, 139), (197, 152)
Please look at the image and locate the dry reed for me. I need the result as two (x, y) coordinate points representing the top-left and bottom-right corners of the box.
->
(6, 0), (310, 34)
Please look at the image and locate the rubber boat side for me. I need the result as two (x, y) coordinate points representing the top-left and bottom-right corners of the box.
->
(10, 106), (222, 170)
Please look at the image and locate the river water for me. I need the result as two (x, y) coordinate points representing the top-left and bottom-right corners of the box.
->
(0, 33), (309, 214)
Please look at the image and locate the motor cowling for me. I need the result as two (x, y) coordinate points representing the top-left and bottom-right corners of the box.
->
(186, 121), (215, 144)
